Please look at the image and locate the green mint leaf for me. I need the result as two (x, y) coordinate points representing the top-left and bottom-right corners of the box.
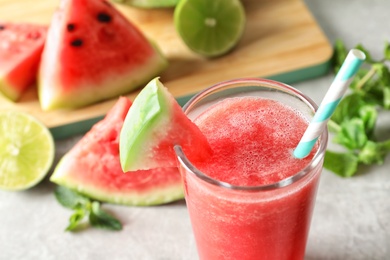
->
(55, 186), (122, 232)
(333, 118), (368, 150)
(354, 43), (375, 63)
(54, 185), (90, 209)
(384, 41), (390, 60)
(326, 40), (390, 178)
(358, 105), (377, 138)
(358, 64), (390, 108)
(66, 208), (87, 231)
(89, 202), (122, 231)
(331, 94), (366, 125)
(332, 39), (348, 73)
(374, 63), (390, 85)
(358, 140), (390, 165)
(327, 119), (341, 133)
(352, 67), (378, 95)
(324, 150), (359, 177)
(383, 86), (390, 109)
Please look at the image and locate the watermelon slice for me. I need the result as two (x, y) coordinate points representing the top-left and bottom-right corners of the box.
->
(50, 97), (184, 206)
(120, 78), (212, 172)
(39, 0), (168, 110)
(0, 23), (46, 101)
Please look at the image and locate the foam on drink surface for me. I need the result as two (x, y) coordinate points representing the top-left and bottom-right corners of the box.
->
(193, 97), (316, 186)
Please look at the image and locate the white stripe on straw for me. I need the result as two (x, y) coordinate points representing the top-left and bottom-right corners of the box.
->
(293, 49), (366, 159)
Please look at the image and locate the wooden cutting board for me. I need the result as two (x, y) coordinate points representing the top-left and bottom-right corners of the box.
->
(0, 0), (332, 139)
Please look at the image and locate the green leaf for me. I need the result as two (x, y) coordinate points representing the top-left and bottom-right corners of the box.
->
(66, 208), (87, 231)
(374, 63), (390, 85)
(358, 140), (390, 165)
(351, 67), (378, 94)
(354, 44), (375, 63)
(383, 86), (390, 109)
(360, 64), (390, 108)
(54, 186), (89, 209)
(327, 119), (341, 133)
(332, 39), (348, 73)
(384, 41), (390, 60)
(333, 118), (368, 150)
(55, 186), (123, 232)
(89, 202), (122, 231)
(358, 105), (377, 138)
(331, 94), (366, 125)
(326, 40), (390, 178)
(324, 150), (359, 177)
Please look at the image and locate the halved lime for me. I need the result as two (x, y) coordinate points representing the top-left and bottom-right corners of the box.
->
(174, 0), (246, 57)
(0, 111), (55, 191)
(113, 0), (179, 8)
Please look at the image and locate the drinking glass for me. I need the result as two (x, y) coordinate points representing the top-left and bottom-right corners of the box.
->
(175, 78), (328, 260)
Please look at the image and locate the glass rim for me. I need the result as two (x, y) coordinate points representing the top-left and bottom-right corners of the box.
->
(174, 77), (328, 192)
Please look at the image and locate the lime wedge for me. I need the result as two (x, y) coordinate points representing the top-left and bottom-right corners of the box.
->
(113, 0), (179, 8)
(174, 0), (246, 57)
(0, 111), (55, 191)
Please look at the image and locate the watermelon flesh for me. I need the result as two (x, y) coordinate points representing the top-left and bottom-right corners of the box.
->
(39, 0), (168, 110)
(0, 23), (46, 101)
(120, 78), (212, 172)
(50, 97), (184, 206)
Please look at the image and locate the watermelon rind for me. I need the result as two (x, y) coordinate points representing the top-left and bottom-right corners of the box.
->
(51, 157), (184, 206)
(0, 80), (18, 101)
(120, 78), (172, 171)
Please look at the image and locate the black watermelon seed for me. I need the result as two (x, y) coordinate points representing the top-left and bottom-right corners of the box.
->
(97, 12), (112, 23)
(70, 39), (83, 47)
(67, 23), (75, 32)
(0, 25), (5, 30)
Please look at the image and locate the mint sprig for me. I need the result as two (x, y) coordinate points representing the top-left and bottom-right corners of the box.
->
(325, 40), (390, 177)
(54, 186), (122, 231)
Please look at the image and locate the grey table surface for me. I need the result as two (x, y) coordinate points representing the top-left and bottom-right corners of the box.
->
(1, 0), (390, 259)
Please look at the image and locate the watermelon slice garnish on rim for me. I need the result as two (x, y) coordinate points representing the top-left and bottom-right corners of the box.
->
(39, 0), (168, 110)
(0, 23), (47, 101)
(51, 97), (184, 206)
(120, 77), (212, 172)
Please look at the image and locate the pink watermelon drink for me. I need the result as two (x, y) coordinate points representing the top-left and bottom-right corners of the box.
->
(175, 78), (328, 260)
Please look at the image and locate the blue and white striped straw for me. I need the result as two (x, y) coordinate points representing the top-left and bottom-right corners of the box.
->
(293, 49), (366, 159)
